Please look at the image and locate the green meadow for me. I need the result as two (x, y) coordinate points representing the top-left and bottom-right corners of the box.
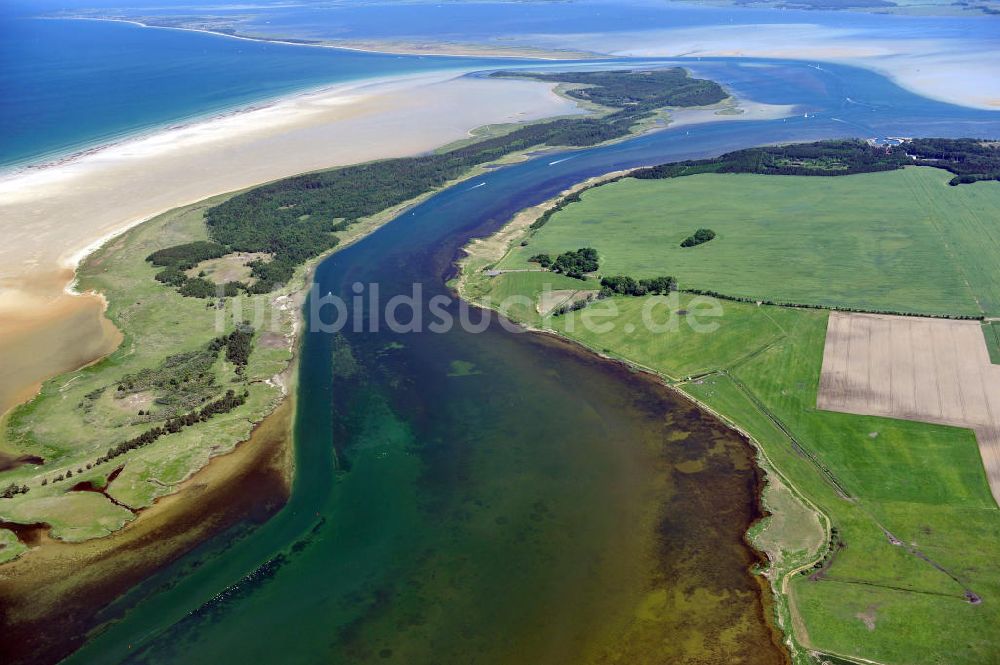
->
(0, 194), (293, 545)
(983, 322), (1000, 364)
(500, 167), (1000, 316)
(469, 165), (1000, 664)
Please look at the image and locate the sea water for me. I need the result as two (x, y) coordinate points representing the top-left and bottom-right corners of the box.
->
(0, 14), (534, 169)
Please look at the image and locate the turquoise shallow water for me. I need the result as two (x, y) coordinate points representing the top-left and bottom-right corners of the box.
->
(55, 58), (1000, 664)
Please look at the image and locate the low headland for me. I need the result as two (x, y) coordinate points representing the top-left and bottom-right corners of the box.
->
(455, 138), (1000, 665)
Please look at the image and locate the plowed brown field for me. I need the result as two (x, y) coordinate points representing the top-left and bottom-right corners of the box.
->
(819, 312), (1000, 505)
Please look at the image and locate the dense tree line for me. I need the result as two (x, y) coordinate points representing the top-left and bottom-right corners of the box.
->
(681, 228), (716, 247)
(529, 248), (599, 276)
(632, 138), (1000, 184)
(530, 190), (584, 231)
(148, 69), (725, 295)
(600, 275), (677, 297)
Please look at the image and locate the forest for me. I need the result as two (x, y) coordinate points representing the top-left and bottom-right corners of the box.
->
(632, 138), (1000, 184)
(148, 69), (727, 296)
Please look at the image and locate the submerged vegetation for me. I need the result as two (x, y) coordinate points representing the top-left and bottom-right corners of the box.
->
(460, 141), (1000, 664)
(148, 69), (727, 296)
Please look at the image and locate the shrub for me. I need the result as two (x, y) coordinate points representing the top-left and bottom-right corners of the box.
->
(680, 229), (716, 248)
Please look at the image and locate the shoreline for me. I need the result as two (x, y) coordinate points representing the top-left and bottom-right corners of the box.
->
(43, 14), (1000, 112)
(1, 74), (789, 659)
(594, 29), (1000, 112)
(0, 395), (296, 665)
(45, 15), (598, 62)
(0, 110), (594, 665)
(1, 68), (485, 180)
(452, 172), (832, 662)
(0, 69), (586, 418)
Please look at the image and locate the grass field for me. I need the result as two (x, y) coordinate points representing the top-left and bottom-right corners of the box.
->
(465, 166), (1000, 663)
(984, 322), (1000, 364)
(586, 299), (1000, 664)
(549, 291), (794, 379)
(500, 167), (1000, 317)
(0, 194), (295, 542)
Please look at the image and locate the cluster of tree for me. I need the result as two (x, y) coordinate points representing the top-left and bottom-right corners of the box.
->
(118, 347), (217, 396)
(494, 69), (727, 111)
(147, 241), (247, 299)
(147, 241), (228, 269)
(95, 389), (248, 466)
(148, 69), (725, 296)
(528, 253), (553, 268)
(1, 482), (28, 498)
(631, 138), (1000, 185)
(179, 277), (243, 298)
(600, 275), (677, 297)
(551, 248), (600, 278)
(680, 228), (716, 247)
(221, 326), (254, 369)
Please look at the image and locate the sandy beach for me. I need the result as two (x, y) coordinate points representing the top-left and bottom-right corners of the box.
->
(0, 71), (583, 417)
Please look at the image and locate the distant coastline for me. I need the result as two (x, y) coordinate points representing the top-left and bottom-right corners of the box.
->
(49, 15), (599, 62)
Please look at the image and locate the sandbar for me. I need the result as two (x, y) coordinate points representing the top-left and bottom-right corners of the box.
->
(0, 71), (583, 416)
